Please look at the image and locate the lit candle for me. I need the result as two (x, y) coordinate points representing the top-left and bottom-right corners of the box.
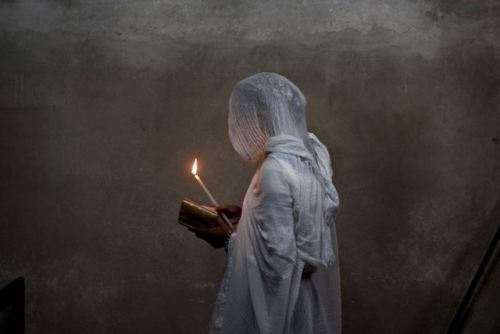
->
(191, 158), (234, 235)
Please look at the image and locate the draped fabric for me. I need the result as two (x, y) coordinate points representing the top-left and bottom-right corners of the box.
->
(210, 134), (341, 334)
(210, 73), (341, 334)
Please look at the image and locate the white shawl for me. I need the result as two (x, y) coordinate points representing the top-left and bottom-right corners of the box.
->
(210, 133), (341, 334)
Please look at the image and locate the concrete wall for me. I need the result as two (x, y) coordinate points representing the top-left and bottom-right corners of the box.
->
(1, 1), (499, 333)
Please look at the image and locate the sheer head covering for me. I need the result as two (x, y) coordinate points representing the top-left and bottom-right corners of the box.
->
(228, 71), (340, 233)
(228, 72), (311, 163)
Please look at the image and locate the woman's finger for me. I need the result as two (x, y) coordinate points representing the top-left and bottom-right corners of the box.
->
(216, 205), (242, 218)
(217, 215), (238, 228)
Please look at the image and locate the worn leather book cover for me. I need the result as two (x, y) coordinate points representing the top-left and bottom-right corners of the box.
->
(178, 198), (229, 236)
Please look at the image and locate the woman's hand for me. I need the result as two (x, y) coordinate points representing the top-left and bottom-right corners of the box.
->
(302, 263), (317, 278)
(215, 204), (242, 226)
(190, 229), (228, 249)
(189, 204), (241, 249)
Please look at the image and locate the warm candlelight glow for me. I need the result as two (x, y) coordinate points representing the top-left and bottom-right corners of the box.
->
(188, 157), (234, 235)
(191, 158), (198, 175)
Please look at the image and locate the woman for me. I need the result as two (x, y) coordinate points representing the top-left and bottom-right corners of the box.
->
(210, 72), (341, 334)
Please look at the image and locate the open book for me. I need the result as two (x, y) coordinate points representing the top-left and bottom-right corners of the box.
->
(178, 198), (217, 229)
(178, 199), (232, 238)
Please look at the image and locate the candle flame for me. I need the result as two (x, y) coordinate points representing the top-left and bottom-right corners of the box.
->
(191, 158), (198, 175)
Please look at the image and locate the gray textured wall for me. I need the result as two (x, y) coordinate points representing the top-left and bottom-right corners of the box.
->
(1, 1), (499, 333)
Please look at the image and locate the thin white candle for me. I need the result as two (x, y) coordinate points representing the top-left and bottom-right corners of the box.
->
(191, 158), (234, 234)
(194, 174), (218, 206)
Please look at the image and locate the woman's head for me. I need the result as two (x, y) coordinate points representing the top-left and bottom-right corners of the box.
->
(228, 72), (308, 163)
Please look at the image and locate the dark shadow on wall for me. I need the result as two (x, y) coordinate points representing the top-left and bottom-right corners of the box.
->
(410, 198), (500, 334)
(0, 277), (25, 334)
(460, 242), (500, 334)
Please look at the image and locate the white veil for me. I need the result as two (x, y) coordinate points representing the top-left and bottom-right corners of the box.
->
(228, 72), (312, 163)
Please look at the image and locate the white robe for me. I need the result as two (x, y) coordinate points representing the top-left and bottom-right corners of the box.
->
(210, 133), (341, 334)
